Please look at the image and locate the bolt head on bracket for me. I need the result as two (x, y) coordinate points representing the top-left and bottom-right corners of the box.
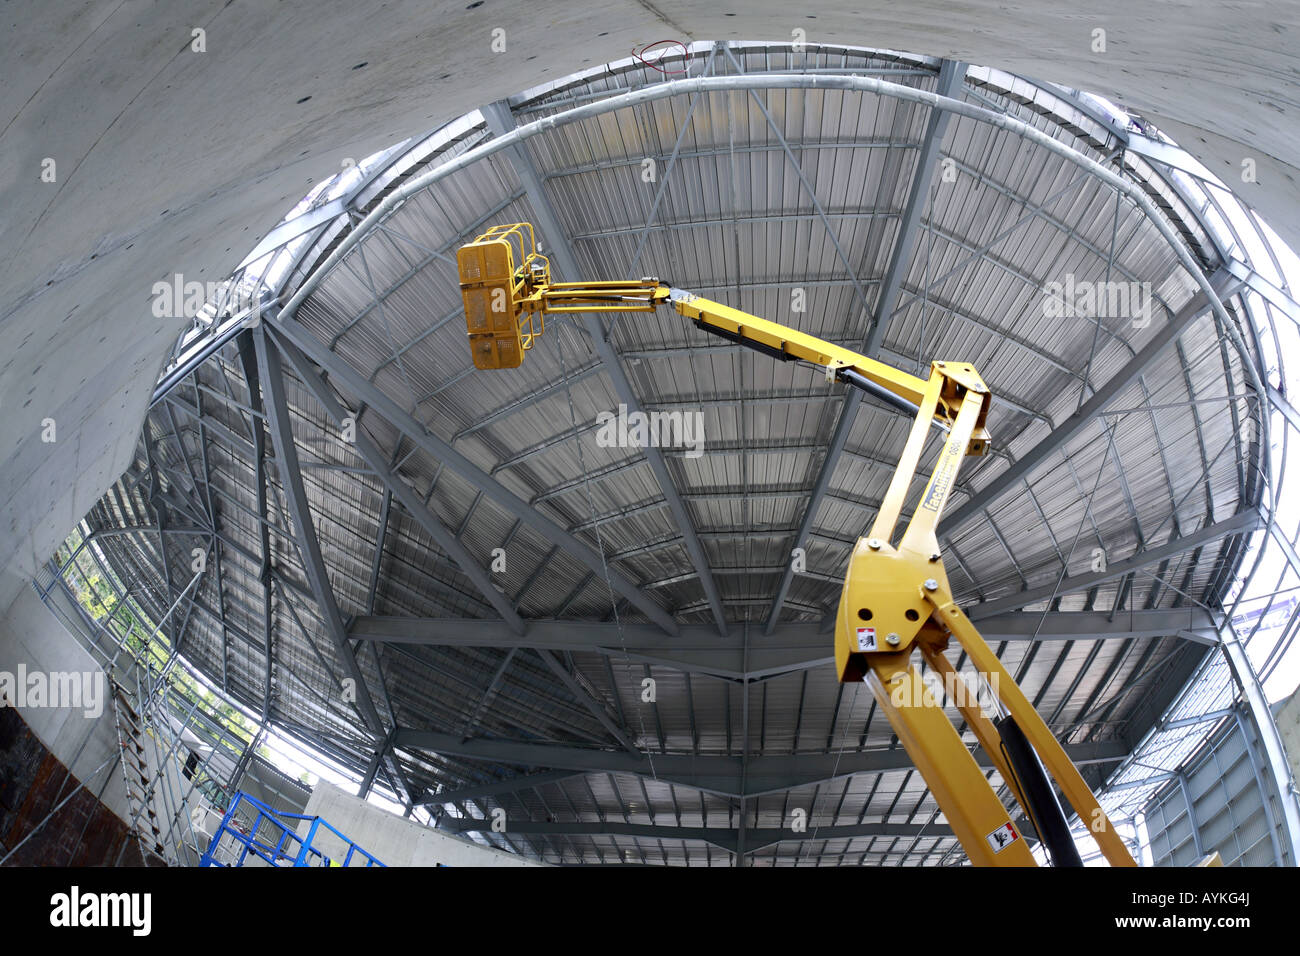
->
(834, 537), (942, 682)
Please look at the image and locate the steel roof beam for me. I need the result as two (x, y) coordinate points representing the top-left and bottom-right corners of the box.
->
(351, 608), (1221, 680)
(235, 332), (277, 727)
(438, 818), (955, 853)
(480, 98), (723, 637)
(251, 326), (409, 802)
(536, 649), (640, 754)
(391, 728), (1126, 799)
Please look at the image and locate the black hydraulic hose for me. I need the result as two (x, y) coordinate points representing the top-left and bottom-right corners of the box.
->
(994, 714), (1084, 867)
(681, 307), (954, 433)
(837, 368), (925, 420)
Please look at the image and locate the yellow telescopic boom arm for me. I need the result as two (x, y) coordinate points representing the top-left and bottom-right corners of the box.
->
(665, 287), (991, 456)
(457, 223), (1136, 868)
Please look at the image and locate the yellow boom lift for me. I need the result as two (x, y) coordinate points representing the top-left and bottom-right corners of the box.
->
(457, 222), (1137, 867)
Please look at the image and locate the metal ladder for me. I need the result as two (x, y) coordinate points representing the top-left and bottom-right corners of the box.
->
(109, 680), (167, 864)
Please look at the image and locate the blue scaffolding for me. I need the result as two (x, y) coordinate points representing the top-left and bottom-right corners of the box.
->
(200, 791), (386, 867)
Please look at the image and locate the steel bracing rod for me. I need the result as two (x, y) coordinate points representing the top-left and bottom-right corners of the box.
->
(265, 314), (679, 635)
(271, 331), (526, 632)
(348, 240), (426, 422)
(358, 729), (394, 799)
(940, 267), (1241, 533)
(552, 151), (909, 189)
(387, 639), (631, 753)
(456, 648), (519, 742)
(163, 392), (260, 459)
(812, 509), (1253, 633)
(966, 510), (1262, 620)
(162, 400), (203, 500)
(390, 729), (1126, 799)
(764, 59), (966, 633)
(479, 98), (727, 637)
(720, 44), (882, 320)
(271, 576), (377, 727)
(937, 153), (1172, 333)
(535, 650), (640, 753)
(886, 164), (1102, 323)
(454, 366), (602, 442)
(249, 326), (411, 804)
(159, 403), (498, 619)
(626, 41), (721, 273)
(422, 770), (582, 813)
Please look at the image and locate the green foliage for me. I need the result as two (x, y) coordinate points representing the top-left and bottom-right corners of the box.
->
(61, 528), (259, 749)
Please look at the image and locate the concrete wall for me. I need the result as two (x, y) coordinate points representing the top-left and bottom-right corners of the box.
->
(4, 1), (1300, 628)
(1275, 688), (1300, 792)
(239, 756), (311, 817)
(0, 585), (129, 823)
(296, 781), (545, 867)
(1144, 714), (1288, 867)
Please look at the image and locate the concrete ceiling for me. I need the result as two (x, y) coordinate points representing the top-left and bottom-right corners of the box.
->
(2, 0), (1297, 616)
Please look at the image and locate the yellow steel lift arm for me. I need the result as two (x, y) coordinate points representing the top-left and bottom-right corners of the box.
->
(457, 223), (1137, 867)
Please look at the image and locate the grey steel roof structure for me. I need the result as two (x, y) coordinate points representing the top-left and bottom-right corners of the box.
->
(62, 41), (1285, 865)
